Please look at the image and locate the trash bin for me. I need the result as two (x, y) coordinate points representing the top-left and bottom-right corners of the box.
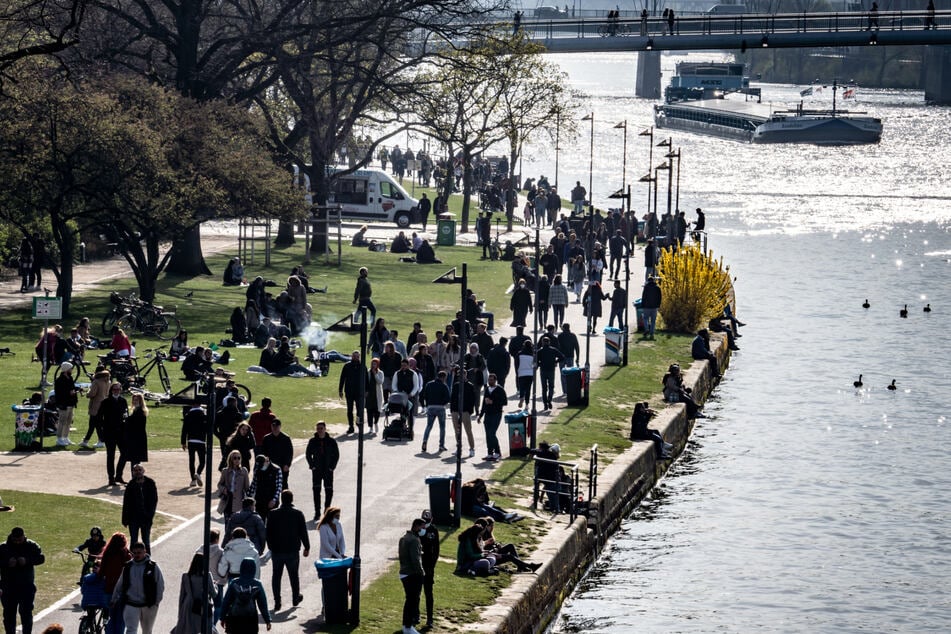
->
(562, 367), (585, 406)
(504, 412), (529, 457)
(314, 557), (353, 624)
(604, 327), (623, 365)
(436, 215), (456, 246)
(633, 298), (645, 332)
(12, 405), (42, 451)
(425, 475), (454, 525)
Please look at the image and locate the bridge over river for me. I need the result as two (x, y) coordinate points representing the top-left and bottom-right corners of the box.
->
(511, 10), (951, 102)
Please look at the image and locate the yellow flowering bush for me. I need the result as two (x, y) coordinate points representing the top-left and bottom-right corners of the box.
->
(656, 245), (734, 333)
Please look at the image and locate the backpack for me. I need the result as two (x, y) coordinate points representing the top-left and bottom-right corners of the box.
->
(226, 582), (259, 619)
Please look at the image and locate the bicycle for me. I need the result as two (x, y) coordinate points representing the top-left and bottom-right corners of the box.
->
(102, 292), (183, 340)
(77, 552), (108, 634)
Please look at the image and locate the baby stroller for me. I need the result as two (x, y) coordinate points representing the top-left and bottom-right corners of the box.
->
(382, 392), (413, 441)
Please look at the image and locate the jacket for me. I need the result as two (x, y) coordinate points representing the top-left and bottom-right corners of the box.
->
(265, 503), (310, 554)
(260, 432), (293, 470)
(218, 538), (260, 579)
(641, 280), (662, 309)
(305, 434), (340, 473)
(87, 371), (112, 415)
(398, 530), (424, 577)
(0, 536), (45, 588)
(450, 379), (476, 413)
(249, 464), (283, 509)
(225, 509), (266, 553)
(122, 476), (158, 527)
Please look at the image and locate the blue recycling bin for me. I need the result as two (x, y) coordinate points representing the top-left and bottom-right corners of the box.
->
(314, 557), (352, 624)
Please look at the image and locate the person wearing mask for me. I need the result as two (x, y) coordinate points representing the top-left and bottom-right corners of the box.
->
(305, 421), (340, 521)
(121, 465), (158, 554)
(0, 527), (46, 634)
(265, 490), (310, 612)
(397, 519), (426, 634)
(248, 455), (283, 523)
(111, 541), (164, 634)
(317, 507), (346, 560)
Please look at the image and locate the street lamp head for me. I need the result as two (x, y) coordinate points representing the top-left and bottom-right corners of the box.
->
(665, 150), (680, 159)
(614, 121), (627, 129)
(581, 113), (594, 121)
(638, 127), (653, 137)
(656, 161), (670, 171)
(656, 138), (671, 148)
(639, 173), (655, 182)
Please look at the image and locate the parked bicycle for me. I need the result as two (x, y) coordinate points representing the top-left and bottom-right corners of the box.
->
(57, 347), (172, 393)
(101, 291), (182, 340)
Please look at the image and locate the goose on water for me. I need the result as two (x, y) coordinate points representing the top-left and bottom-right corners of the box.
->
(887, 380), (897, 391)
(853, 375), (863, 388)
(899, 305), (908, 318)
(924, 304), (932, 313)
(862, 299), (870, 309)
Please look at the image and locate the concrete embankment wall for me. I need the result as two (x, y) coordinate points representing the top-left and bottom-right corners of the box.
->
(478, 336), (730, 634)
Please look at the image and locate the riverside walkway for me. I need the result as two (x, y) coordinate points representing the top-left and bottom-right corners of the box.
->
(5, 222), (635, 633)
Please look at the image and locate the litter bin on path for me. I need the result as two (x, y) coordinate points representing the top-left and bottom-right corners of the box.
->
(505, 412), (530, 457)
(604, 327), (623, 365)
(315, 557), (353, 624)
(12, 405), (41, 451)
(425, 474), (454, 525)
(436, 214), (456, 246)
(562, 367), (585, 406)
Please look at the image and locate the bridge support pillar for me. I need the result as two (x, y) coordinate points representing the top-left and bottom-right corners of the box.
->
(635, 51), (662, 100)
(923, 45), (951, 105)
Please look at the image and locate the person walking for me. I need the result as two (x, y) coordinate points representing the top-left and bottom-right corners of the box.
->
(305, 421), (339, 520)
(421, 371), (451, 453)
(122, 465), (158, 554)
(100, 382), (129, 486)
(582, 281), (606, 334)
(111, 541), (165, 634)
(181, 404), (208, 488)
(0, 527), (45, 634)
(249, 455), (283, 523)
(80, 367), (111, 449)
(606, 279), (628, 329)
(478, 373), (508, 461)
(172, 553), (215, 634)
(338, 350), (365, 434)
(419, 511), (439, 629)
(398, 519), (426, 634)
(570, 181), (586, 214)
(219, 528), (261, 581)
(260, 420), (293, 481)
(217, 452), (251, 521)
(53, 361), (78, 446)
(640, 276), (662, 339)
(219, 558), (271, 633)
(225, 498), (266, 555)
(449, 367), (477, 459)
(509, 279), (533, 328)
(535, 338), (564, 411)
(353, 267), (376, 325)
(418, 192), (432, 230)
(265, 490), (310, 612)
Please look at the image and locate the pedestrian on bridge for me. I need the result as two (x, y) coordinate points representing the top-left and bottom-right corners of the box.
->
(867, 2), (879, 30)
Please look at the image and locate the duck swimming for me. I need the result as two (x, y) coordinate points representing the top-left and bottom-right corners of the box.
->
(887, 380), (897, 391)
(924, 304), (932, 313)
(853, 374), (863, 388)
(899, 305), (908, 318)
(862, 299), (870, 309)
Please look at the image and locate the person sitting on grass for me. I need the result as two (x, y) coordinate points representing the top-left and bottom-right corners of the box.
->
(415, 239), (441, 264)
(272, 338), (318, 377)
(351, 225), (370, 247)
(223, 257), (244, 286)
(476, 517), (541, 573)
(455, 524), (497, 577)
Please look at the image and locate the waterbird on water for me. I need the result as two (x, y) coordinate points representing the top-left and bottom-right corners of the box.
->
(862, 299), (870, 309)
(853, 375), (863, 388)
(924, 304), (932, 313)
(899, 305), (908, 318)
(887, 380), (897, 391)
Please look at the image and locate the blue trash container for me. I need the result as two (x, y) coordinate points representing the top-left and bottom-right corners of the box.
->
(314, 557), (353, 624)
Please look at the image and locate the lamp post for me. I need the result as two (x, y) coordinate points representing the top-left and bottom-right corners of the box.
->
(666, 146), (682, 217)
(653, 162), (670, 240)
(581, 112), (595, 241)
(200, 375), (216, 633)
(656, 137), (673, 219)
(554, 110), (561, 192)
(638, 127), (654, 220)
(325, 310), (368, 624)
(531, 226), (540, 448)
(614, 120), (628, 202)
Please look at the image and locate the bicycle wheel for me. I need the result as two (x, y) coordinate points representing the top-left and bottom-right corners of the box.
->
(157, 362), (171, 393)
(155, 315), (181, 341)
(78, 614), (94, 634)
(101, 311), (120, 336)
(233, 383), (253, 406)
(116, 314), (138, 336)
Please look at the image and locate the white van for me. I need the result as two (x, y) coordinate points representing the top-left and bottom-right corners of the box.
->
(706, 4), (747, 14)
(327, 167), (421, 228)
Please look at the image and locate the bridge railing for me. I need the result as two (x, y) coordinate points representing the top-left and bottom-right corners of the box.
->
(518, 10), (950, 39)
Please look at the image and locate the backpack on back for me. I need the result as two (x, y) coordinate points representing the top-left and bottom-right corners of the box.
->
(227, 582), (258, 619)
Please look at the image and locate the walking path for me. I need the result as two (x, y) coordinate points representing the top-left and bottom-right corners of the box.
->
(1, 222), (638, 633)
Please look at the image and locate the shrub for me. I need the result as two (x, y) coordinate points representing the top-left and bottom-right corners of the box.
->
(657, 244), (734, 333)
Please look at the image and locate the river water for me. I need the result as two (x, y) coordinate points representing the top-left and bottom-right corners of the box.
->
(517, 52), (951, 632)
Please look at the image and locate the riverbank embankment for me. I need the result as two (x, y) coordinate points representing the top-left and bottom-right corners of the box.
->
(475, 336), (731, 634)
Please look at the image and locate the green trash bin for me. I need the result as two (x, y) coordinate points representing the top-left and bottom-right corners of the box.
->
(436, 217), (456, 246)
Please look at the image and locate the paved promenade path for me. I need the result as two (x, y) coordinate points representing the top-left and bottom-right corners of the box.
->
(0, 223), (630, 633)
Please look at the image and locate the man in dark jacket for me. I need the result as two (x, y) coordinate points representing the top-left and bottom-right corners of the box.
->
(509, 279), (533, 328)
(557, 323), (580, 395)
(261, 419), (294, 481)
(0, 527), (45, 634)
(180, 405), (207, 488)
(225, 497), (267, 553)
(608, 229), (628, 280)
(419, 510), (440, 629)
(305, 421), (339, 519)
(398, 519), (426, 634)
(122, 464), (159, 553)
(691, 328), (721, 378)
(353, 267), (376, 325)
(486, 338), (511, 387)
(266, 490), (310, 612)
(421, 371), (451, 453)
(418, 192), (432, 230)
(338, 350), (365, 434)
(536, 337), (565, 411)
(478, 373), (508, 460)
(249, 454), (283, 522)
(640, 276), (662, 339)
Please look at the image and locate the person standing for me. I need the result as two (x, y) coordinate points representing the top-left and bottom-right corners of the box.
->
(265, 490), (310, 612)
(450, 367), (477, 459)
(418, 192), (432, 231)
(338, 350), (365, 434)
(81, 367), (110, 449)
(180, 405), (207, 488)
(53, 361), (79, 446)
(219, 558), (271, 633)
(317, 507), (346, 560)
(172, 553), (214, 634)
(535, 338), (564, 411)
(353, 267), (376, 325)
(100, 383), (129, 486)
(640, 276), (662, 339)
(122, 465), (158, 554)
(608, 229), (628, 280)
(305, 421), (339, 520)
(29, 233), (45, 290)
(397, 519), (426, 634)
(419, 511), (439, 630)
(123, 394), (150, 469)
(0, 527), (45, 634)
(478, 373), (508, 461)
(17, 236), (33, 293)
(421, 371), (451, 453)
(249, 455), (283, 523)
(570, 181), (586, 214)
(247, 398), (276, 454)
(260, 420), (293, 481)
(606, 280), (628, 329)
(111, 541), (164, 634)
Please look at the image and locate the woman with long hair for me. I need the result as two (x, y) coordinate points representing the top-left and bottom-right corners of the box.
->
(173, 553), (216, 634)
(317, 506), (346, 560)
(98, 531), (131, 634)
(366, 358), (385, 432)
(123, 393), (150, 467)
(216, 450), (250, 519)
(226, 423), (255, 470)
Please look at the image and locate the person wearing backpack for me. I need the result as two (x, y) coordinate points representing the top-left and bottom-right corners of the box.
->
(220, 557), (271, 633)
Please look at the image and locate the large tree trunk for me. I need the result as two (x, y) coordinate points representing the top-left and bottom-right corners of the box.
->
(460, 148), (474, 233)
(54, 250), (74, 319)
(166, 226), (212, 276)
(275, 220), (296, 246)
